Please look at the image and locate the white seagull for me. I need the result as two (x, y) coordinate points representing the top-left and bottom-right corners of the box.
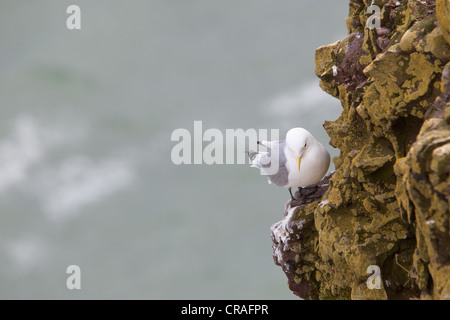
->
(249, 127), (330, 200)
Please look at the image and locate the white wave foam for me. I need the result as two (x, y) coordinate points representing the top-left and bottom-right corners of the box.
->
(0, 115), (87, 194)
(4, 237), (48, 275)
(0, 115), (136, 221)
(42, 157), (134, 220)
(0, 116), (44, 193)
(264, 81), (338, 117)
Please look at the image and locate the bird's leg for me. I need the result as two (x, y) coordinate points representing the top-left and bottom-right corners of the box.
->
(297, 187), (303, 198)
(288, 187), (295, 201)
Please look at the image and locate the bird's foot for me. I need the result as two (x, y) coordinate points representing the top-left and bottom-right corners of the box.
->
(288, 187), (296, 201)
(297, 187), (303, 199)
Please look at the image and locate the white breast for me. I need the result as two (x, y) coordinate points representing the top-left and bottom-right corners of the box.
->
(285, 142), (330, 188)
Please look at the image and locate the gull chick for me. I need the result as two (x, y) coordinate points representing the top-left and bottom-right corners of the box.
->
(249, 127), (330, 200)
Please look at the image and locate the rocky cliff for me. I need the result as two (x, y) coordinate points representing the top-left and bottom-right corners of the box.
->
(272, 0), (450, 299)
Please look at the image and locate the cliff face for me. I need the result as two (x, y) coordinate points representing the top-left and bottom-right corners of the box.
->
(272, 0), (450, 299)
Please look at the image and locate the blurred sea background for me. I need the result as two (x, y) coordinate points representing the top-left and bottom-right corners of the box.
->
(0, 0), (347, 299)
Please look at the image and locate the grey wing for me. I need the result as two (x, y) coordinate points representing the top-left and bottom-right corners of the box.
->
(266, 140), (289, 187)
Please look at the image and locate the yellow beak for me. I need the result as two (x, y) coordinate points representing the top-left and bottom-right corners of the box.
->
(297, 156), (302, 171)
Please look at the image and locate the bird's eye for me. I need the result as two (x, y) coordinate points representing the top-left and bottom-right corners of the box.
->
(304, 143), (307, 147)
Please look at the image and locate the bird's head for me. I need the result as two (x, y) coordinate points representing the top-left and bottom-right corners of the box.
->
(286, 127), (312, 171)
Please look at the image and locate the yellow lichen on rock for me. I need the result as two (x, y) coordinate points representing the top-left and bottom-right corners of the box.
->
(437, 0), (450, 45)
(273, 0), (450, 300)
(395, 112), (450, 299)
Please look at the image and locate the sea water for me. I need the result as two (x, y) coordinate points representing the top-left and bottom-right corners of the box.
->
(0, 0), (346, 299)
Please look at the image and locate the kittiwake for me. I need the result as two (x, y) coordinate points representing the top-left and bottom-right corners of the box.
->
(248, 127), (330, 200)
